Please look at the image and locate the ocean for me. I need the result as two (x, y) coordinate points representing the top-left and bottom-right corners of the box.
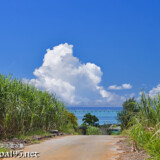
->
(67, 107), (122, 125)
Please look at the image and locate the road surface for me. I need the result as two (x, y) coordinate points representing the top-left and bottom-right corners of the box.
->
(4, 135), (121, 160)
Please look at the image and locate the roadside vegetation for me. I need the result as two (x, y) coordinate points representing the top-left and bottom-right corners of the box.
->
(81, 113), (120, 135)
(0, 74), (78, 139)
(117, 97), (139, 130)
(81, 113), (101, 135)
(118, 94), (160, 159)
(86, 126), (102, 135)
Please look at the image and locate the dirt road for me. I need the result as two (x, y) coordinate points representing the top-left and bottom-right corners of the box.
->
(4, 135), (122, 160)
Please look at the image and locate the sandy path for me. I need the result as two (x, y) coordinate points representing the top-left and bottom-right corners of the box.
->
(3, 135), (122, 160)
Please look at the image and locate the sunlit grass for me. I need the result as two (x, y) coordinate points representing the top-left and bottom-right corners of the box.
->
(128, 93), (160, 159)
(0, 74), (78, 139)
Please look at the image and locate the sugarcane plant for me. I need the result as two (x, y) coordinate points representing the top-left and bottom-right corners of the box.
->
(0, 74), (78, 138)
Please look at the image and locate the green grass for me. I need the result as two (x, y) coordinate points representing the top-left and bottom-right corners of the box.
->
(127, 93), (160, 159)
(0, 74), (78, 139)
(0, 146), (10, 154)
(15, 130), (51, 140)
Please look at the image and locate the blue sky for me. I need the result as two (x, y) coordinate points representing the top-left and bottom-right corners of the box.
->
(0, 0), (160, 106)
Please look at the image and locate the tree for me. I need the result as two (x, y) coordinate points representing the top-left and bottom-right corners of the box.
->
(117, 97), (139, 130)
(82, 113), (99, 126)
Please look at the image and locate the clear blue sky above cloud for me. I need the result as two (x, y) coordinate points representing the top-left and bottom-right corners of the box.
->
(0, 0), (160, 106)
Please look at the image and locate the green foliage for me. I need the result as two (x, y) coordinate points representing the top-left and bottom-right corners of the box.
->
(15, 130), (51, 140)
(127, 93), (160, 159)
(117, 97), (138, 130)
(86, 126), (102, 135)
(82, 113), (99, 126)
(0, 74), (78, 138)
(0, 146), (9, 154)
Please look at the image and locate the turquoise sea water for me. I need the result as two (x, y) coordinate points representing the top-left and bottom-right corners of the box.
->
(67, 107), (122, 125)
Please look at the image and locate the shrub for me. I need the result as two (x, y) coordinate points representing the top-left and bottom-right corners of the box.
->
(117, 97), (139, 130)
(86, 126), (102, 135)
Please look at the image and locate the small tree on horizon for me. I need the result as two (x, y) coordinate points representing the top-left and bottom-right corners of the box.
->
(82, 113), (99, 126)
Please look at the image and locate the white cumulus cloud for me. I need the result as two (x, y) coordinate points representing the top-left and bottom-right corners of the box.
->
(108, 84), (132, 90)
(149, 84), (160, 98)
(25, 43), (130, 106)
(137, 85), (160, 101)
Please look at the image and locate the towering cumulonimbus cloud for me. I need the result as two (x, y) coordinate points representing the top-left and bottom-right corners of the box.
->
(25, 43), (128, 106)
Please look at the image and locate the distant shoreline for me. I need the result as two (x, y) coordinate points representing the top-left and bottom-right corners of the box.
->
(68, 107), (122, 125)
